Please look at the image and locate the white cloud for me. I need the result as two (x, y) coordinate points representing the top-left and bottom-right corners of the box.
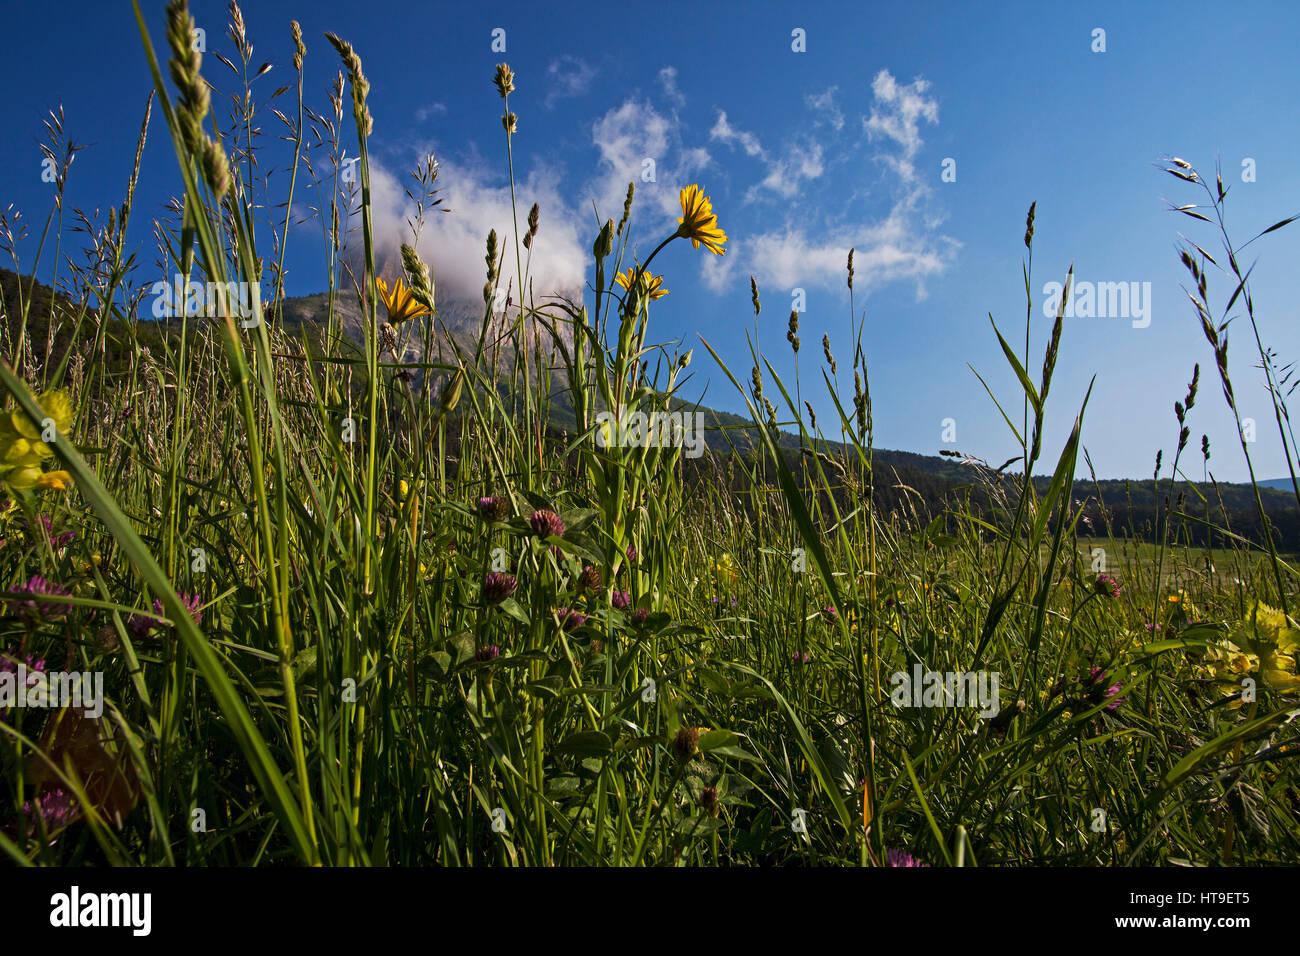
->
(415, 102), (447, 123)
(749, 142), (824, 201)
(359, 153), (587, 303)
(545, 55), (597, 109)
(699, 238), (739, 294)
(346, 68), (950, 314)
(710, 110), (766, 159)
(659, 65), (685, 106)
(679, 146), (712, 176)
(586, 98), (711, 229)
(745, 201), (957, 296)
(711, 109), (825, 202)
(863, 70), (938, 182)
(350, 93), (716, 305)
(806, 86), (844, 131)
(706, 69), (955, 299)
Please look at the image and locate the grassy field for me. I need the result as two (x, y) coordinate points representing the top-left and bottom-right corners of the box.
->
(2, 1), (1300, 867)
(1075, 539), (1300, 590)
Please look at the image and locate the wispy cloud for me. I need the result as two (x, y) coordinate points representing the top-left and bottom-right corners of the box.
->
(415, 102), (447, 123)
(587, 98), (711, 229)
(709, 109), (824, 202)
(359, 153), (588, 302)
(806, 86), (844, 131)
(699, 238), (739, 293)
(339, 90), (715, 304)
(750, 142), (824, 202)
(346, 68), (950, 311)
(710, 110), (766, 159)
(658, 65), (685, 107)
(862, 70), (938, 182)
(744, 202), (957, 296)
(545, 55), (597, 109)
(704, 69), (956, 298)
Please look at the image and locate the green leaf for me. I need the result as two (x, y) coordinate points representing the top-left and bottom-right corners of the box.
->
(697, 729), (738, 752)
(450, 632), (476, 665)
(1158, 708), (1293, 794)
(707, 745), (758, 762)
(990, 316), (1041, 414)
(696, 668), (732, 696)
(559, 508), (600, 535)
(496, 597), (530, 625)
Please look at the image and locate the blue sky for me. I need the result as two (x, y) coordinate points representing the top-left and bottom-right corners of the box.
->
(2, 0), (1299, 482)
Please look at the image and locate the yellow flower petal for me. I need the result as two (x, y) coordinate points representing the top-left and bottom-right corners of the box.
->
(615, 266), (670, 300)
(10, 408), (40, 441)
(35, 470), (72, 491)
(376, 276), (430, 325)
(675, 185), (727, 256)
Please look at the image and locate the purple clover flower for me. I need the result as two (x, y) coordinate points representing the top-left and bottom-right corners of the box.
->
(529, 509), (565, 539)
(7, 576), (71, 623)
(477, 495), (511, 523)
(1087, 666), (1125, 711)
(29, 515), (75, 550)
(129, 591), (203, 636)
(483, 572), (517, 605)
(886, 848), (929, 868)
(28, 788), (77, 829)
(1093, 573), (1121, 599)
(554, 607), (588, 631)
(2, 787), (78, 839)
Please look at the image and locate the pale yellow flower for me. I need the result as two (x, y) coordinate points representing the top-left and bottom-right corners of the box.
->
(0, 388), (76, 494)
(35, 470), (72, 491)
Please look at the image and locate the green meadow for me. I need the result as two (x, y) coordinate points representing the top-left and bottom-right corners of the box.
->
(2, 2), (1299, 867)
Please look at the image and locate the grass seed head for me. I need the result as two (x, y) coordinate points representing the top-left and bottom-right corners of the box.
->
(617, 182), (634, 235)
(291, 20), (305, 71)
(324, 32), (371, 135)
(400, 244), (436, 314)
(493, 63), (515, 99)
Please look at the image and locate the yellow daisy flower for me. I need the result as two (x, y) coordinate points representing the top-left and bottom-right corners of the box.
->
(376, 276), (431, 324)
(675, 185), (727, 255)
(614, 266), (669, 300)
